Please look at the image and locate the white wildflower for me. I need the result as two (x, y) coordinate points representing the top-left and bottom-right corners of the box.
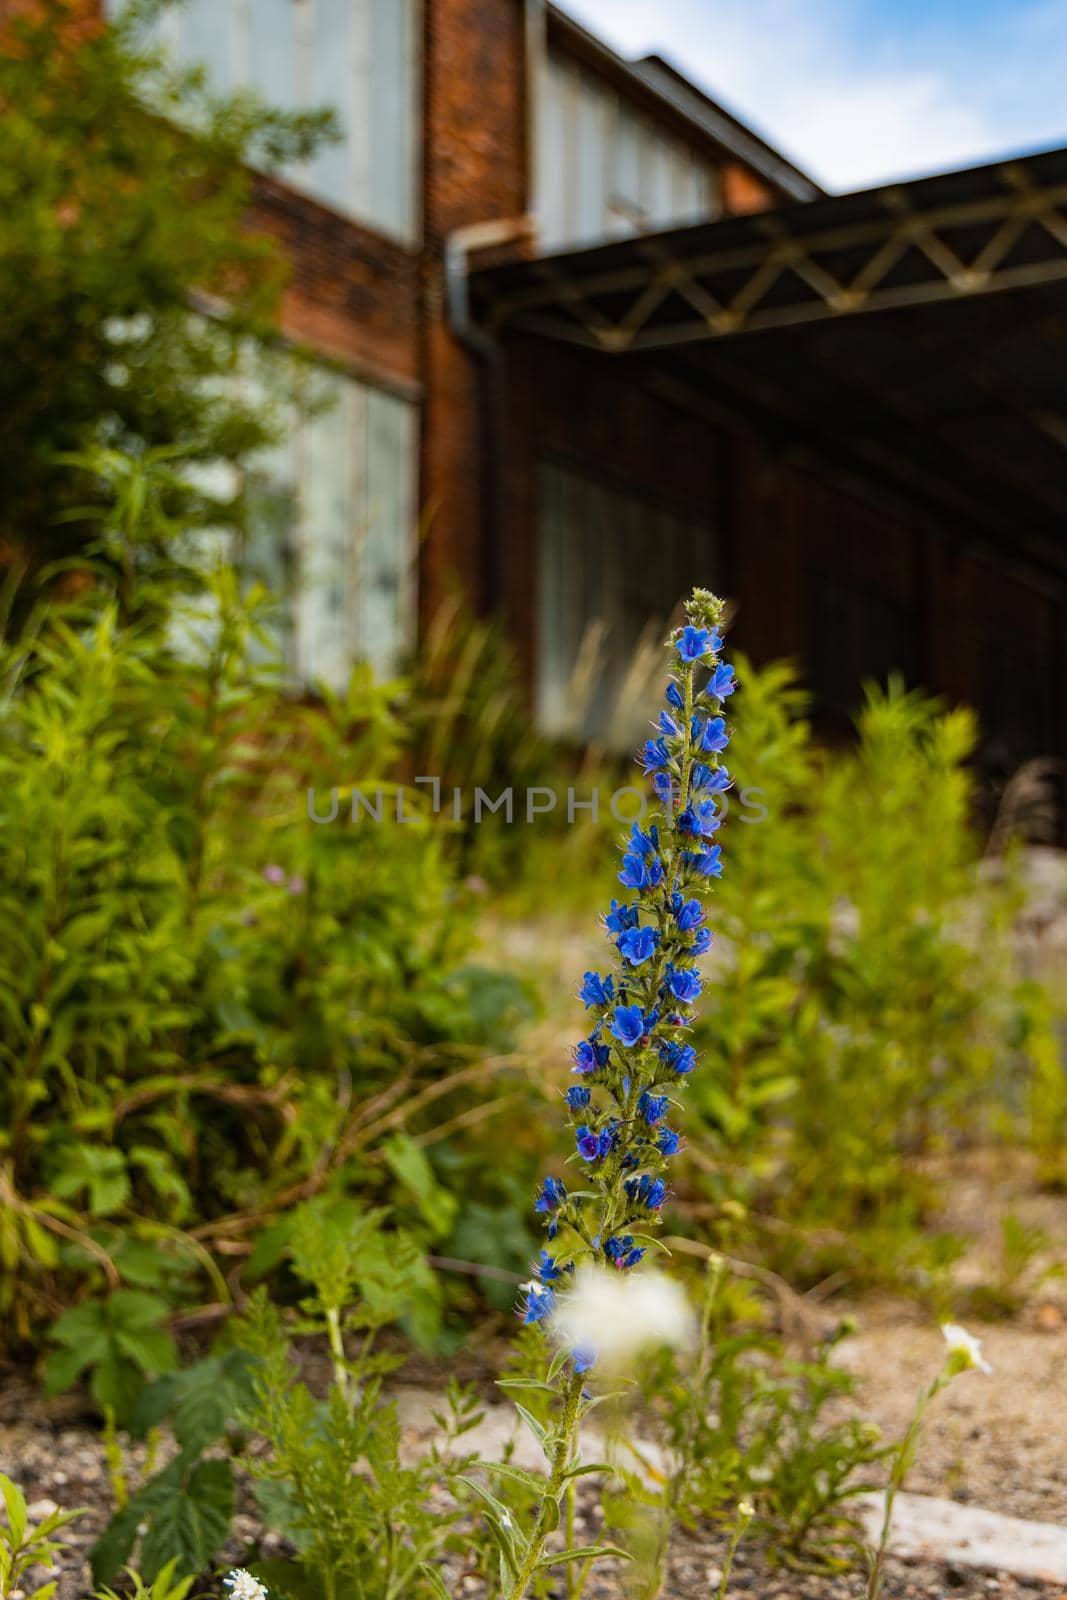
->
(940, 1322), (992, 1374)
(551, 1266), (695, 1371)
(224, 1570), (269, 1600)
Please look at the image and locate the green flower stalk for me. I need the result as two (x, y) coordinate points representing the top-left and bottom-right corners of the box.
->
(865, 1323), (992, 1600)
(498, 590), (735, 1600)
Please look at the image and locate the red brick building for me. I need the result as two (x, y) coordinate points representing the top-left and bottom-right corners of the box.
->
(44, 3), (1067, 779)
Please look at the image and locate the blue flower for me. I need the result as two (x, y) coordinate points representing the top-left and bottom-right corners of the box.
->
(676, 898), (704, 932)
(692, 927), (713, 955)
(692, 763), (731, 793)
(618, 852), (649, 889)
(697, 716), (729, 755)
(637, 1091), (670, 1126)
(619, 926), (658, 966)
(574, 1346), (597, 1373)
(566, 1085), (591, 1111)
(535, 1176), (567, 1214)
(537, 1250), (570, 1282)
(605, 899), (640, 934)
(665, 681), (685, 712)
(677, 626), (712, 661)
(619, 853), (663, 890)
(580, 971), (614, 1009)
(576, 1125), (600, 1161)
(573, 1038), (610, 1074)
(625, 1173), (667, 1211)
(693, 799), (723, 837)
(577, 1122), (618, 1162)
(690, 845), (723, 879)
(653, 771), (675, 801)
(657, 1128), (681, 1156)
(522, 1283), (556, 1323)
(604, 1235), (646, 1270)
(609, 1005), (650, 1047)
(639, 738), (672, 773)
(658, 710), (681, 736)
(667, 966), (702, 1003)
(629, 824), (657, 856)
(709, 662), (736, 699)
(660, 1040), (697, 1075)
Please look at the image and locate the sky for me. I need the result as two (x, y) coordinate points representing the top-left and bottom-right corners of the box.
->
(560, 0), (1067, 192)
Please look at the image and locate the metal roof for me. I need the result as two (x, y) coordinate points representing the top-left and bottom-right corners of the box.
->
(470, 145), (1067, 592)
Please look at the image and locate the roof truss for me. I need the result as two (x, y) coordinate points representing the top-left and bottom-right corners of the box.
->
(478, 159), (1067, 351)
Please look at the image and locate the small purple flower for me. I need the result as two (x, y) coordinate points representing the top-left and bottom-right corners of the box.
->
(566, 1085), (591, 1111)
(619, 926), (658, 966)
(576, 1125), (600, 1161)
(667, 966), (702, 1003)
(637, 1091), (670, 1126)
(574, 1346), (597, 1373)
(573, 1037), (610, 1074)
(262, 864), (287, 886)
(609, 1005), (649, 1047)
(576, 1122), (617, 1162)
(677, 626), (712, 661)
(579, 971), (614, 1009)
(709, 662), (736, 699)
(639, 738), (672, 773)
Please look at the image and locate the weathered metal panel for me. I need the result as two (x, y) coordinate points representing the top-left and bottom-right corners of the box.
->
(538, 49), (721, 251)
(364, 387), (418, 675)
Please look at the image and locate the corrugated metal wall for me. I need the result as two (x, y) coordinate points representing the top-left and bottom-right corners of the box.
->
(537, 462), (717, 746)
(245, 360), (418, 688)
(537, 50), (721, 251)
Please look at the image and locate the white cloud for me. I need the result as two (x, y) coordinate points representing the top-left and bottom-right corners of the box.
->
(558, 0), (1067, 192)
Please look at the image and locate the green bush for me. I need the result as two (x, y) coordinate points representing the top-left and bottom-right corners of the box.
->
(0, 461), (541, 1365)
(688, 661), (1058, 1282)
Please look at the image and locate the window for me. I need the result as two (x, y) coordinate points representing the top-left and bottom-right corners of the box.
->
(538, 51), (720, 251)
(132, 0), (420, 240)
(537, 463), (717, 746)
(243, 358), (418, 687)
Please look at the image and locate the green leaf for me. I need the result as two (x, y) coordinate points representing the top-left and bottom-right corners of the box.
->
(89, 1503), (141, 1587)
(535, 1544), (631, 1570)
(382, 1135), (457, 1240)
(0, 1472), (28, 1546)
(138, 1458), (233, 1583)
(419, 1562), (453, 1600)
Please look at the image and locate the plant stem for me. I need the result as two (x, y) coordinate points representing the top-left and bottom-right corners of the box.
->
(505, 1369), (585, 1600)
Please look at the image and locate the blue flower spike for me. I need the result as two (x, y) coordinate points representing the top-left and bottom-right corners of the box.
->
(517, 590), (732, 1449)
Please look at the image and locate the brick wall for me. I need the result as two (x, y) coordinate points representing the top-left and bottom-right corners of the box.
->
(419, 0), (528, 626)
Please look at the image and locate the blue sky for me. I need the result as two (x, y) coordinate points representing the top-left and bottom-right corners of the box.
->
(561, 0), (1067, 191)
